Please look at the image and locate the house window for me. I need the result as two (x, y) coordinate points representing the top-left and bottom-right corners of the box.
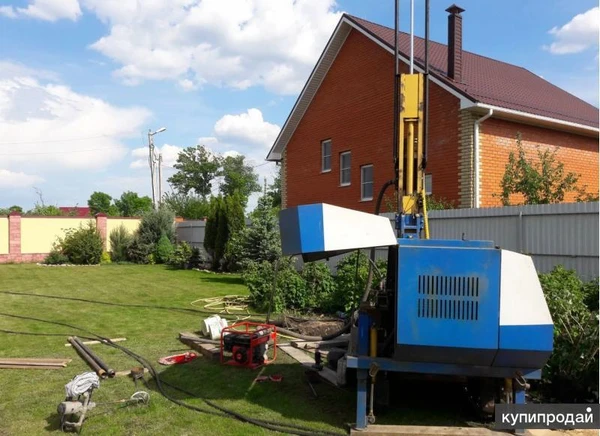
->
(321, 139), (331, 172)
(425, 174), (432, 195)
(340, 151), (351, 186)
(361, 164), (373, 200)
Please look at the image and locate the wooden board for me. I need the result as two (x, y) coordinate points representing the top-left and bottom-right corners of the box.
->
(277, 344), (339, 386)
(0, 358), (71, 367)
(178, 332), (221, 361)
(349, 425), (526, 436)
(114, 368), (150, 377)
(65, 338), (126, 347)
(0, 364), (66, 370)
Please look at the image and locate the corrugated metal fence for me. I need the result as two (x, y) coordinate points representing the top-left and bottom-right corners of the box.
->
(175, 202), (599, 280)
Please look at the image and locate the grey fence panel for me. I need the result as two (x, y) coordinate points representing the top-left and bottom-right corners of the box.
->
(175, 220), (208, 258)
(175, 202), (599, 280)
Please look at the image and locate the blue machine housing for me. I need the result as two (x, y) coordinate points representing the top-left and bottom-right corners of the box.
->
(394, 238), (553, 370)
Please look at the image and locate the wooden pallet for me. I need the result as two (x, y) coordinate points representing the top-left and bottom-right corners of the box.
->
(178, 332), (221, 361)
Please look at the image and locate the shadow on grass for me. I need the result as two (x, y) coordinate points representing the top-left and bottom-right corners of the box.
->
(141, 354), (491, 432)
(196, 275), (245, 286)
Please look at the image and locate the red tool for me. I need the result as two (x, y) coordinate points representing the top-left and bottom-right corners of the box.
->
(158, 352), (198, 365)
(220, 322), (277, 369)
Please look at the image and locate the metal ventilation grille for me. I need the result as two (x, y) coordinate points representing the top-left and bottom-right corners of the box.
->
(417, 275), (479, 320)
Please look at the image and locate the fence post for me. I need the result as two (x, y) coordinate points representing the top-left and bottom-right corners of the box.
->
(95, 213), (107, 251)
(8, 211), (21, 256)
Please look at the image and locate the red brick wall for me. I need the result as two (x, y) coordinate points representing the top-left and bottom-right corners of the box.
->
(479, 118), (599, 207)
(284, 29), (461, 213)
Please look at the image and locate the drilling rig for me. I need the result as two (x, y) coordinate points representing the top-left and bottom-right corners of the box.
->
(277, 0), (553, 433)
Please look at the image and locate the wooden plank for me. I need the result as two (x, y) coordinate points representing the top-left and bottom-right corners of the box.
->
(0, 364), (66, 370)
(114, 368), (150, 377)
(65, 338), (126, 347)
(349, 425), (523, 436)
(178, 332), (220, 361)
(277, 345), (339, 386)
(0, 358), (71, 365)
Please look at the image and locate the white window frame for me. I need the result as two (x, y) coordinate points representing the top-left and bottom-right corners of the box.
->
(340, 151), (351, 186)
(321, 139), (331, 172)
(361, 164), (373, 201)
(425, 174), (432, 195)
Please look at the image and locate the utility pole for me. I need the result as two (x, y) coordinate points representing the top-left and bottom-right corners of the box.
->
(147, 127), (167, 209)
(158, 153), (163, 207)
(148, 129), (156, 208)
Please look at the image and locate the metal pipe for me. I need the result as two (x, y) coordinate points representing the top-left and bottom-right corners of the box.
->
(73, 336), (115, 377)
(68, 336), (106, 378)
(423, 0), (430, 170)
(393, 0), (400, 227)
(473, 109), (493, 208)
(406, 122), (415, 194)
(409, 0), (414, 74)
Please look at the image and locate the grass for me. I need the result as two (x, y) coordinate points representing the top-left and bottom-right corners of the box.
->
(0, 264), (476, 435)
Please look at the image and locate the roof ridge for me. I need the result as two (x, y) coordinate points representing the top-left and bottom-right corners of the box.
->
(345, 13), (532, 71)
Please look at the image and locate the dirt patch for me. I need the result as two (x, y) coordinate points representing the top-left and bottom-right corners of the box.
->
(283, 316), (346, 337)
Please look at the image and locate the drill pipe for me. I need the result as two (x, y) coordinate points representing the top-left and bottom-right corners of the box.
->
(72, 336), (115, 377)
(68, 336), (106, 379)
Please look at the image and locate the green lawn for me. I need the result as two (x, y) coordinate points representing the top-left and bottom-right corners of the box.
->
(0, 264), (473, 435)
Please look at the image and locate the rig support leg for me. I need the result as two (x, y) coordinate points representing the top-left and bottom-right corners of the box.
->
(355, 369), (369, 430)
(513, 377), (526, 436)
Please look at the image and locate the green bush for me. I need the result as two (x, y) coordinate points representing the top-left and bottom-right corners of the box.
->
(126, 236), (155, 264)
(109, 224), (133, 262)
(43, 249), (69, 265)
(242, 259), (302, 313)
(167, 242), (193, 269)
(301, 262), (337, 311)
(538, 266), (599, 402)
(332, 251), (387, 313)
(60, 222), (103, 265)
(101, 252), (112, 264)
(155, 234), (174, 264)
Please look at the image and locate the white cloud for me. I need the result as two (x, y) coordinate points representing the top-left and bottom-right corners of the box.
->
(81, 0), (343, 95)
(545, 7), (599, 54)
(2, 0), (82, 22)
(0, 6), (17, 18)
(0, 60), (151, 186)
(0, 169), (43, 188)
(214, 108), (280, 146)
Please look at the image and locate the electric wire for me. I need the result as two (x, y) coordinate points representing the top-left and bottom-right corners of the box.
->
(0, 312), (347, 436)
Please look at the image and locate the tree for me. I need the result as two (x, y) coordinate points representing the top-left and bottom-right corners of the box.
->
(219, 155), (261, 207)
(167, 145), (221, 199)
(161, 192), (210, 219)
(265, 167), (282, 209)
(115, 191), (153, 217)
(88, 192), (114, 215)
(497, 133), (588, 206)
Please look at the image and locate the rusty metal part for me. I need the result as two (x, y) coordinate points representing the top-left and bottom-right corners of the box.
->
(68, 337), (106, 379)
(72, 336), (115, 378)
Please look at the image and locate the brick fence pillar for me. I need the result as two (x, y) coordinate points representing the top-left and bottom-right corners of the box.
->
(95, 213), (107, 251)
(8, 211), (21, 255)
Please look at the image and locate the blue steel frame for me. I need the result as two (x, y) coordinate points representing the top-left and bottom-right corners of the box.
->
(348, 311), (536, 431)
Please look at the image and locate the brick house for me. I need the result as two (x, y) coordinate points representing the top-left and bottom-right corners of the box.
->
(265, 5), (599, 212)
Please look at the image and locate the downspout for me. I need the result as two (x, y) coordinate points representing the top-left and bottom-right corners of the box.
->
(473, 108), (493, 208)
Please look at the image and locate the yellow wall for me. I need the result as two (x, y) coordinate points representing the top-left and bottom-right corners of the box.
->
(0, 217), (8, 254)
(106, 218), (141, 251)
(21, 218), (93, 254)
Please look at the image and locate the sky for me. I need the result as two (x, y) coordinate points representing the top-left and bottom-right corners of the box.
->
(0, 0), (598, 212)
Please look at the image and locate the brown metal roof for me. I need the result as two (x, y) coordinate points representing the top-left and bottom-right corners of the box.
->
(348, 15), (599, 129)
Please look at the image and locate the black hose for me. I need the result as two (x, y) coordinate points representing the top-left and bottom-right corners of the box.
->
(0, 313), (347, 436)
(72, 336), (115, 377)
(362, 180), (396, 305)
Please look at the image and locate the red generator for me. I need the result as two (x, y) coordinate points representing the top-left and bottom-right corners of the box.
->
(220, 322), (277, 369)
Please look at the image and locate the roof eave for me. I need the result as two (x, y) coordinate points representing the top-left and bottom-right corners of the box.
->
(464, 102), (600, 137)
